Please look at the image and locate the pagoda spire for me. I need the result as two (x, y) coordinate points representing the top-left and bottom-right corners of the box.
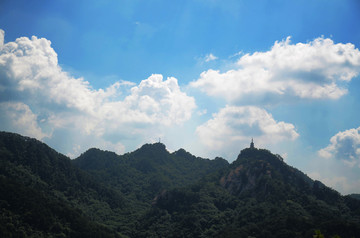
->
(250, 138), (255, 149)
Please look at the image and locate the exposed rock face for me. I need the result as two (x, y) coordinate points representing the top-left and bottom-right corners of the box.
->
(220, 161), (273, 196)
(220, 148), (316, 200)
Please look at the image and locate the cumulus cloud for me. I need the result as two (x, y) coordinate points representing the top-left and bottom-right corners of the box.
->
(309, 172), (360, 194)
(0, 102), (48, 140)
(123, 74), (195, 125)
(318, 127), (360, 167)
(0, 34), (122, 115)
(0, 30), (196, 156)
(191, 37), (360, 103)
(196, 105), (299, 152)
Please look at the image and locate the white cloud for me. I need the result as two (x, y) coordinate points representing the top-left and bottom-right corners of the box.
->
(197, 109), (207, 116)
(318, 127), (360, 167)
(309, 172), (360, 195)
(123, 74), (195, 125)
(229, 51), (243, 58)
(191, 37), (360, 103)
(0, 102), (48, 140)
(0, 29), (4, 47)
(0, 30), (196, 156)
(196, 105), (299, 152)
(204, 53), (218, 62)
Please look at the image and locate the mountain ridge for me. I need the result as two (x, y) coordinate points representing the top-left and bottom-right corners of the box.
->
(1, 131), (360, 237)
(146, 147), (360, 237)
(0, 131), (124, 237)
(72, 141), (229, 204)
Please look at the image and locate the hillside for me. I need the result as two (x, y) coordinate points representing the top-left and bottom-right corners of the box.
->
(1, 131), (360, 237)
(0, 132), (124, 237)
(0, 132), (228, 237)
(137, 148), (360, 237)
(72, 143), (228, 205)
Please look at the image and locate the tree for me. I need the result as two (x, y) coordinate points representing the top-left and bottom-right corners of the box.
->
(313, 230), (325, 238)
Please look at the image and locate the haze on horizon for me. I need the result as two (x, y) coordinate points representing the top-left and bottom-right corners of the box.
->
(1, 0), (360, 194)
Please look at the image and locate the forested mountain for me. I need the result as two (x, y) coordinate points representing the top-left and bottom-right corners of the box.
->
(0, 132), (228, 237)
(350, 194), (360, 200)
(0, 131), (123, 237)
(1, 131), (360, 237)
(73, 143), (228, 205)
(137, 148), (360, 237)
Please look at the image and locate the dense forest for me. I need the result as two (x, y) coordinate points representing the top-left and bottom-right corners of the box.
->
(0, 131), (359, 237)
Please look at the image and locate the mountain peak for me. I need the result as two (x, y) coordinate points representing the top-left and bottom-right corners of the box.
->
(134, 142), (168, 158)
(138, 142), (167, 151)
(172, 148), (196, 160)
(223, 147), (315, 198)
(74, 147), (120, 171)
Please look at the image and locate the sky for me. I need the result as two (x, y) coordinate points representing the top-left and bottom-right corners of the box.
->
(1, 0), (360, 194)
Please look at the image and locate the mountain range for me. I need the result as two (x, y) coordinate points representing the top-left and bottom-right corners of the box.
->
(0, 131), (359, 237)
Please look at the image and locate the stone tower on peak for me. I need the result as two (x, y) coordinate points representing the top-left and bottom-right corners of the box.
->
(250, 138), (255, 149)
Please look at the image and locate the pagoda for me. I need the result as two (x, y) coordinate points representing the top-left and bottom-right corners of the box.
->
(250, 138), (255, 149)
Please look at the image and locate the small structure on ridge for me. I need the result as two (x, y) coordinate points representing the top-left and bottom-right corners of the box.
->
(250, 138), (255, 149)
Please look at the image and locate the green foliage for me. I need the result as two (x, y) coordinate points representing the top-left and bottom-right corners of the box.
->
(313, 230), (325, 238)
(349, 193), (360, 200)
(72, 143), (228, 209)
(0, 132), (124, 237)
(1, 131), (360, 238)
(134, 147), (360, 237)
(0, 174), (120, 237)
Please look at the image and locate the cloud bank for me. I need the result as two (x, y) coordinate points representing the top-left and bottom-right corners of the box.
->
(0, 102), (48, 140)
(0, 30), (196, 156)
(319, 127), (360, 167)
(309, 171), (360, 195)
(196, 105), (299, 153)
(191, 37), (360, 103)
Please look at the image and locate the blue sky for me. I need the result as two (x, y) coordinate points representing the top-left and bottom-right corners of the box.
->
(1, 0), (360, 194)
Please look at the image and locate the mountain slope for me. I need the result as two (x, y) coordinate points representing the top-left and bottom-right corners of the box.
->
(72, 143), (229, 207)
(138, 148), (360, 238)
(2, 132), (360, 237)
(0, 131), (124, 237)
(0, 132), (229, 237)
